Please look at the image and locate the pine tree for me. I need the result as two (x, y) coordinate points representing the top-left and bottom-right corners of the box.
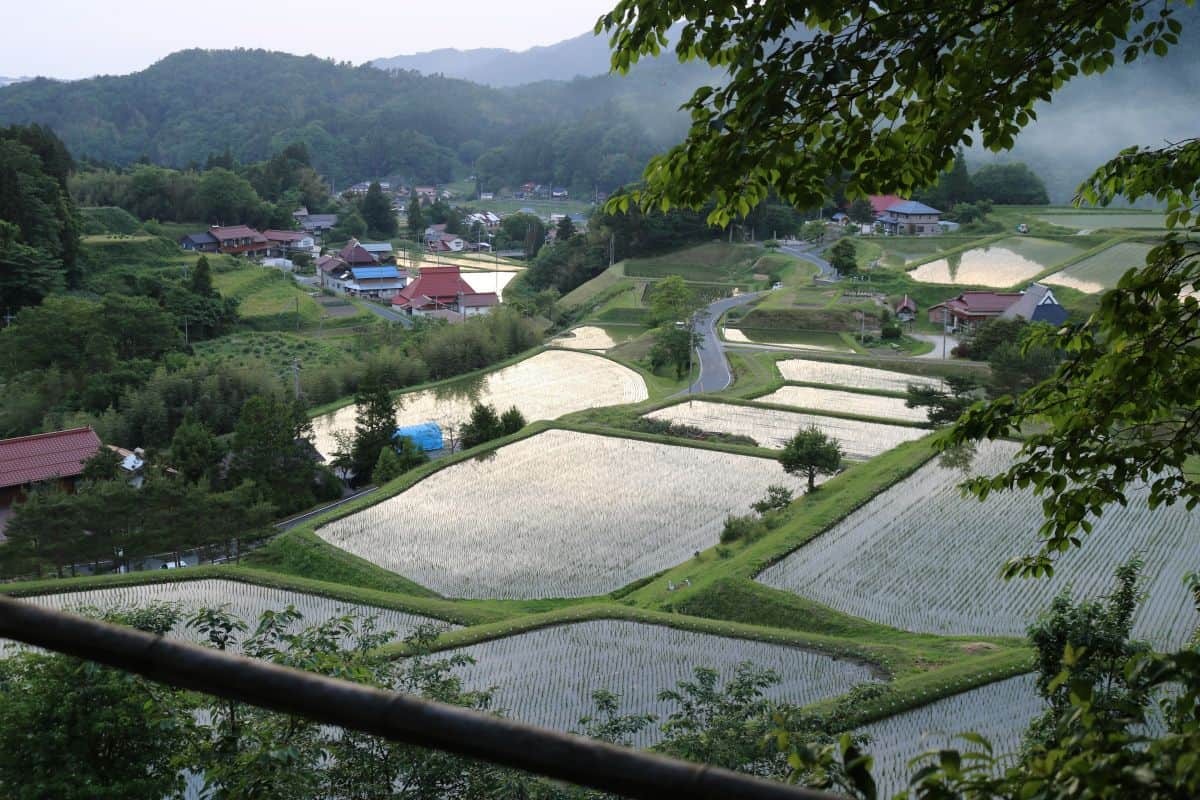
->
(361, 181), (397, 237)
(406, 192), (425, 241)
(351, 373), (397, 483)
(190, 255), (213, 296)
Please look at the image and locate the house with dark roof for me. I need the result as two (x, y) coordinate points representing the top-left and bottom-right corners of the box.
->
(895, 295), (918, 322)
(296, 213), (339, 234)
(391, 266), (498, 318)
(879, 200), (942, 235)
(928, 284), (1067, 331)
(360, 242), (394, 262)
(263, 229), (315, 258)
(179, 231), (218, 252)
(209, 225), (271, 258)
(869, 195), (904, 216)
(0, 427), (103, 515)
(338, 239), (380, 267)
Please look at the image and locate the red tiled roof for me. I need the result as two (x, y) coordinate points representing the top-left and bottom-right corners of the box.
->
(392, 266), (475, 308)
(939, 291), (1023, 315)
(263, 229), (308, 243)
(338, 241), (378, 266)
(869, 195), (904, 215)
(896, 294), (917, 312)
(0, 427), (102, 489)
(210, 225), (267, 243)
(460, 292), (499, 308)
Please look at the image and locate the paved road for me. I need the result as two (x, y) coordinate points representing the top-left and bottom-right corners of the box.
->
(779, 242), (836, 279)
(359, 300), (414, 328)
(910, 332), (960, 360)
(681, 291), (765, 395)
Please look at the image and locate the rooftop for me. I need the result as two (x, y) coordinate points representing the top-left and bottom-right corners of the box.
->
(0, 427), (103, 489)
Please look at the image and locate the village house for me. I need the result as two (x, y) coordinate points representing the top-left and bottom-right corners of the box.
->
(359, 242), (394, 263)
(179, 231), (218, 252)
(878, 200), (942, 236)
(295, 212), (339, 235)
(391, 266), (498, 318)
(208, 225), (272, 258)
(0, 427), (103, 531)
(413, 186), (438, 203)
(263, 229), (316, 258)
(895, 295), (918, 323)
(927, 283), (1067, 331)
(338, 239), (381, 267)
(317, 254), (406, 299)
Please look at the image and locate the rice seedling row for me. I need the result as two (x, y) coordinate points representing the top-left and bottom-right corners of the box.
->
(643, 400), (926, 460)
(756, 386), (931, 423)
(722, 328), (851, 353)
(8, 579), (444, 652)
(450, 620), (878, 746)
(776, 359), (943, 393)
(1036, 213), (1166, 230)
(459, 270), (518, 301)
(1043, 242), (1155, 293)
(859, 674), (1041, 797)
(318, 430), (806, 599)
(312, 350), (648, 459)
(756, 441), (1200, 650)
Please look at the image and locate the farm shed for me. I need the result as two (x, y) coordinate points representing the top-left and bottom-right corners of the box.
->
(394, 422), (443, 452)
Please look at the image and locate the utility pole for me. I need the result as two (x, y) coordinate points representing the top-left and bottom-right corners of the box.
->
(292, 359), (302, 400)
(183, 316), (189, 346)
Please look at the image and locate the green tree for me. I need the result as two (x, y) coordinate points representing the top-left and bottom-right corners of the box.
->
(800, 220), (826, 243)
(0, 607), (196, 800)
(780, 425), (842, 491)
(460, 402), (503, 449)
(406, 191), (425, 240)
(350, 373), (397, 483)
(80, 445), (122, 482)
(847, 199), (874, 225)
(499, 405), (526, 436)
(648, 325), (698, 378)
(197, 167), (263, 225)
(170, 416), (224, 484)
(361, 181), (398, 237)
(828, 239), (857, 276)
(905, 375), (982, 425)
(972, 162), (1051, 205)
(650, 274), (693, 324)
(229, 394), (313, 511)
(190, 254), (214, 296)
(556, 214), (577, 240)
(372, 443), (405, 484)
(0, 221), (63, 312)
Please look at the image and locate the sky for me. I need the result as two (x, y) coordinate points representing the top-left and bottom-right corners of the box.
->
(0, 0), (619, 80)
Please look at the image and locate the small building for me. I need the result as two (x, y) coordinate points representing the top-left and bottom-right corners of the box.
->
(360, 242), (394, 262)
(296, 213), (338, 234)
(551, 187), (569, 199)
(479, 192), (495, 201)
(263, 229), (315, 258)
(830, 212), (849, 225)
(338, 239), (380, 267)
(927, 284), (1066, 331)
(393, 422), (443, 452)
(999, 283), (1068, 326)
(209, 225), (271, 258)
(879, 200), (942, 236)
(0, 427), (103, 515)
(391, 266), (498, 317)
(179, 231), (218, 252)
(347, 266), (407, 299)
(895, 295), (918, 323)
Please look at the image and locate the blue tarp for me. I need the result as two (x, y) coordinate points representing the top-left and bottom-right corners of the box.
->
(393, 422), (443, 452)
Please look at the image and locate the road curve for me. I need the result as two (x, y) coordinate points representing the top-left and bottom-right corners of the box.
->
(778, 242), (836, 279)
(680, 291), (765, 396)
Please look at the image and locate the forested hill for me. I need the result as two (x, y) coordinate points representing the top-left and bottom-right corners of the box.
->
(0, 48), (709, 190)
(371, 29), (615, 87)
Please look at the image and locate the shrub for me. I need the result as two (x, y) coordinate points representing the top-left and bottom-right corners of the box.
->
(751, 485), (793, 514)
(720, 514), (765, 544)
(881, 323), (902, 340)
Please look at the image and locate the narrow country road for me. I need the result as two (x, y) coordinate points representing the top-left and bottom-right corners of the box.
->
(778, 241), (837, 279)
(680, 291), (765, 395)
(359, 300), (414, 328)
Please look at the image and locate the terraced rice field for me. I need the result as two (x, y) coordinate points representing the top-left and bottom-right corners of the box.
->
(1043, 241), (1155, 293)
(311, 350), (648, 459)
(460, 270), (518, 301)
(908, 238), (1082, 287)
(777, 359), (943, 393)
(318, 430), (804, 599)
(550, 326), (619, 351)
(451, 620), (878, 745)
(1037, 213), (1166, 230)
(861, 674), (1041, 796)
(756, 440), (1200, 649)
(723, 328), (854, 353)
(643, 401), (927, 460)
(8, 579), (444, 650)
(757, 386), (930, 423)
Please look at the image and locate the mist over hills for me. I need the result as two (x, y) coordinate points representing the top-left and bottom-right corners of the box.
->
(372, 29), (616, 87)
(0, 15), (1194, 203)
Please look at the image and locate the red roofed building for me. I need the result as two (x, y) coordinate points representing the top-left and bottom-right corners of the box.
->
(338, 239), (379, 267)
(391, 266), (499, 318)
(927, 291), (1024, 330)
(0, 427), (103, 511)
(263, 229), (315, 257)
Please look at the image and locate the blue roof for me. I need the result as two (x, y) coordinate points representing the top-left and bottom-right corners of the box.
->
(394, 422), (443, 452)
(887, 200), (941, 215)
(350, 266), (401, 280)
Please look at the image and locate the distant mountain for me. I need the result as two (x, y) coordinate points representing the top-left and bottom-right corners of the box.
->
(372, 30), (616, 87)
(0, 76), (31, 88)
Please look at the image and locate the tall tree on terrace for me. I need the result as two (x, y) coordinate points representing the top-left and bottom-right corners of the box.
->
(780, 425), (842, 491)
(361, 180), (398, 237)
(598, 0), (1200, 576)
(406, 191), (425, 241)
(351, 370), (397, 483)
